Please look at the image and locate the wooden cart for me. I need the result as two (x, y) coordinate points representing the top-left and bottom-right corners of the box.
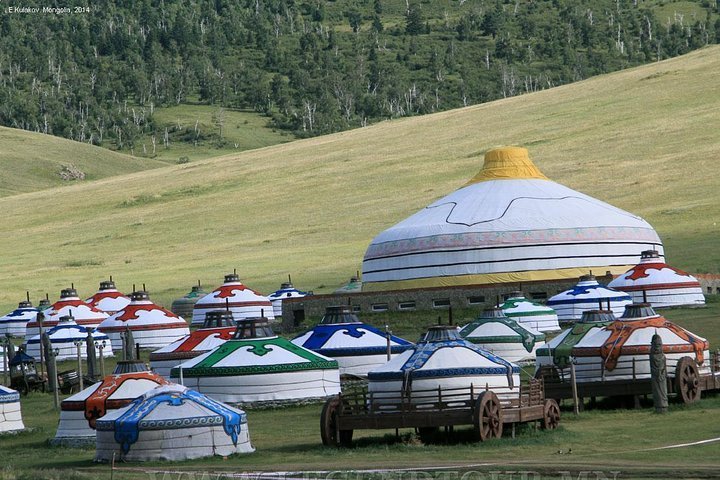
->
(320, 379), (560, 447)
(537, 352), (720, 406)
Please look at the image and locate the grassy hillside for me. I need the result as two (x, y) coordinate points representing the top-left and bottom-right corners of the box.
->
(1, 46), (719, 310)
(0, 127), (168, 197)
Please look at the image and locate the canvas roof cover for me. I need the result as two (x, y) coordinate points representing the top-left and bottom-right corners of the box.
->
(268, 282), (308, 317)
(459, 307), (544, 363)
(499, 293), (561, 333)
(192, 273), (274, 325)
(95, 384), (253, 461)
(362, 147), (663, 291)
(85, 280), (131, 314)
(547, 275), (632, 322)
(608, 250), (705, 308)
(26, 288), (108, 336)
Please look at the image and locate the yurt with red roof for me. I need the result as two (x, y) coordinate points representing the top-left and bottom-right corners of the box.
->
(97, 290), (190, 350)
(53, 368), (170, 445)
(150, 310), (236, 378)
(608, 250), (705, 308)
(191, 273), (274, 326)
(85, 279), (131, 315)
(25, 288), (108, 339)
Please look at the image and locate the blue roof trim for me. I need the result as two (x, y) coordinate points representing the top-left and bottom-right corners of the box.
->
(0, 389), (20, 403)
(316, 344), (413, 357)
(368, 366), (520, 380)
(268, 288), (308, 300)
(294, 323), (412, 351)
(548, 295), (630, 306)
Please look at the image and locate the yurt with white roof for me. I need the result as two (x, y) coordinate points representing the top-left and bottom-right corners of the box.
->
(95, 384), (253, 462)
(25, 288), (108, 338)
(361, 147), (663, 292)
(459, 307), (545, 364)
(535, 309), (617, 376)
(0, 298), (38, 338)
(25, 315), (114, 361)
(499, 292), (561, 333)
(150, 310), (236, 378)
(0, 386), (24, 433)
(97, 290), (190, 350)
(268, 279), (308, 318)
(547, 275), (632, 322)
(192, 273), (274, 326)
(608, 250), (705, 308)
(291, 306), (413, 377)
(53, 369), (170, 445)
(85, 279), (131, 315)
(172, 317), (340, 404)
(571, 304), (710, 400)
(368, 325), (520, 404)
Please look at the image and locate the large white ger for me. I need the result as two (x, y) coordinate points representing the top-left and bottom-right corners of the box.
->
(0, 386), (25, 433)
(172, 318), (341, 404)
(95, 384), (254, 462)
(192, 273), (274, 326)
(362, 147), (663, 291)
(97, 290), (190, 350)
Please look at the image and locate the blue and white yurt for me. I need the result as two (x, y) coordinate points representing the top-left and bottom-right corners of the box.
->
(499, 292), (561, 333)
(192, 273), (274, 326)
(459, 307), (545, 364)
(95, 384), (253, 461)
(268, 280), (308, 318)
(173, 317), (340, 404)
(0, 299), (38, 338)
(26, 315), (114, 361)
(368, 325), (520, 404)
(0, 386), (24, 433)
(547, 275), (632, 323)
(291, 306), (413, 377)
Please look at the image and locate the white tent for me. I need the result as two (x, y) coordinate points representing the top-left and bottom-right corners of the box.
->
(459, 307), (545, 364)
(172, 318), (340, 404)
(291, 306), (413, 377)
(25, 288), (108, 339)
(268, 281), (308, 318)
(362, 147), (663, 291)
(97, 291), (190, 350)
(608, 250), (705, 308)
(150, 310), (236, 378)
(25, 316), (114, 361)
(572, 304), (710, 383)
(85, 279), (131, 314)
(0, 386), (24, 433)
(192, 273), (274, 326)
(0, 300), (38, 338)
(498, 293), (561, 333)
(368, 326), (520, 404)
(54, 371), (170, 445)
(95, 384), (254, 462)
(547, 275), (632, 322)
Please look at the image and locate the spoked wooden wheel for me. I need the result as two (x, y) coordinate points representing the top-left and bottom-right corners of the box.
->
(473, 391), (503, 441)
(541, 399), (561, 430)
(675, 357), (701, 405)
(320, 396), (353, 447)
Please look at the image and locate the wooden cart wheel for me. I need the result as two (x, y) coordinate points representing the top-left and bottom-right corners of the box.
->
(473, 391), (503, 441)
(541, 399), (561, 430)
(320, 396), (352, 447)
(675, 357), (701, 405)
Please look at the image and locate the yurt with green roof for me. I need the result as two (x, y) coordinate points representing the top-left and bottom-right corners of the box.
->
(499, 292), (560, 333)
(361, 147), (663, 291)
(172, 317), (340, 404)
(459, 307), (545, 364)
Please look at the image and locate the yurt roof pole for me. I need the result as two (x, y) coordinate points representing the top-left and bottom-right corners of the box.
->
(26, 291), (30, 302)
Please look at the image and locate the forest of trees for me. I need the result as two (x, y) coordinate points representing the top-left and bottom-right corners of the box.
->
(0, 0), (718, 153)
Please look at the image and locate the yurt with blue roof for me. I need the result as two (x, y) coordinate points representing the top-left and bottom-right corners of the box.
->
(0, 385), (24, 433)
(95, 384), (253, 461)
(547, 274), (632, 323)
(368, 325), (520, 404)
(268, 279), (308, 318)
(0, 297), (38, 338)
(25, 315), (114, 361)
(292, 306), (413, 377)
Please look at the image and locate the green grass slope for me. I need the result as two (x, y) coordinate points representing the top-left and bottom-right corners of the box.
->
(1, 46), (719, 309)
(0, 127), (167, 197)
